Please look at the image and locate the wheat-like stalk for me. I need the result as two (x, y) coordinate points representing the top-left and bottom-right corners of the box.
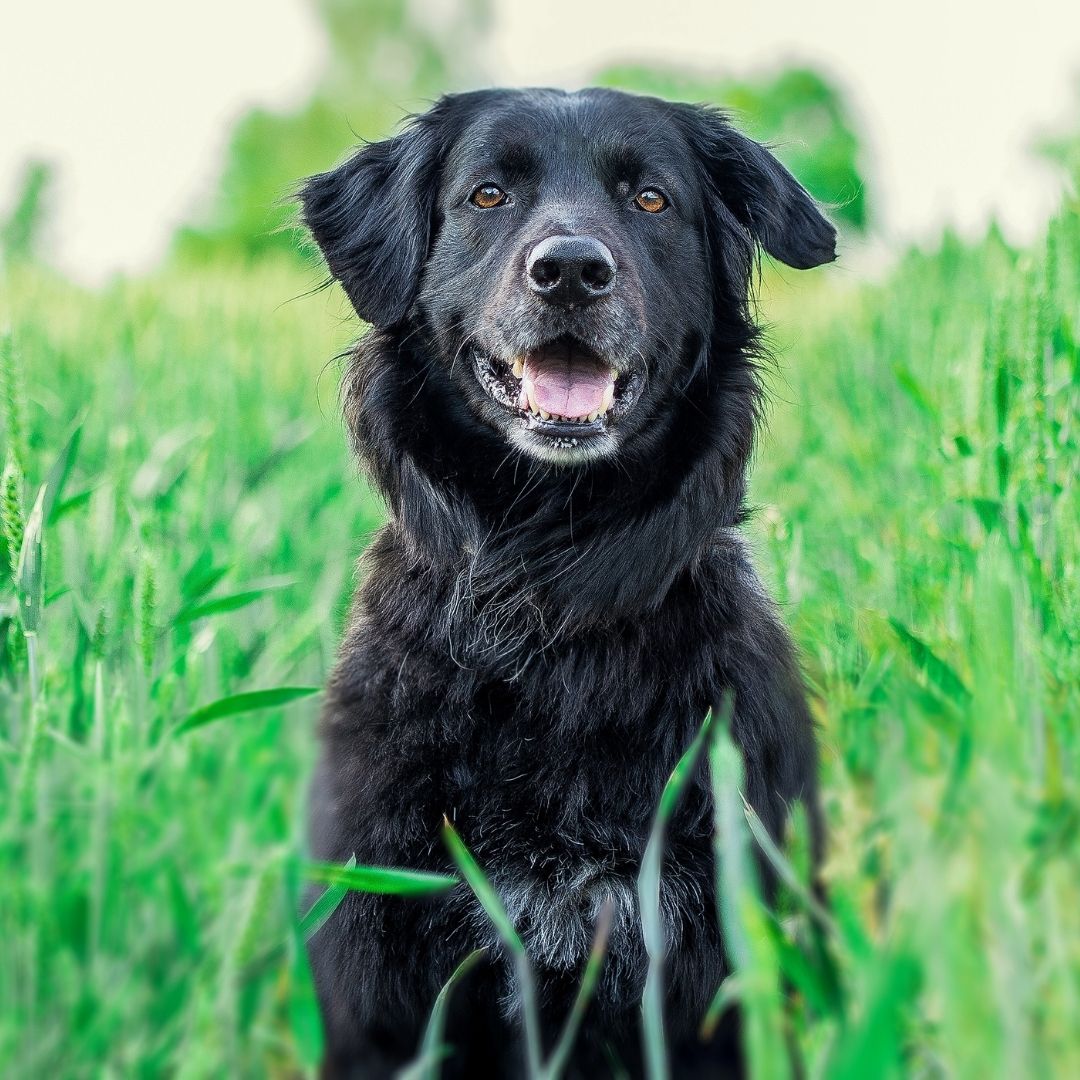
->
(1, 452), (25, 581)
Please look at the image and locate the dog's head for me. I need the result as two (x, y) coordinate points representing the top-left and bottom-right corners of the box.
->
(301, 88), (834, 467)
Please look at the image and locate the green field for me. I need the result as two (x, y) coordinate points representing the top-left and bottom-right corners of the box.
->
(1, 193), (1078, 1076)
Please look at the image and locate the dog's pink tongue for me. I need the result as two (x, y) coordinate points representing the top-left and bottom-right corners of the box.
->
(522, 354), (614, 418)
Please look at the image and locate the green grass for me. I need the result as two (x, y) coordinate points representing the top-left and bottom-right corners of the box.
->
(1, 192), (1078, 1077)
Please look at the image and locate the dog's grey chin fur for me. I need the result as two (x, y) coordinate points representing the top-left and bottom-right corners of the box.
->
(505, 425), (621, 465)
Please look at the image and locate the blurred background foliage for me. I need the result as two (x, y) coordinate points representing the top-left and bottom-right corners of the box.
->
(0, 160), (54, 267)
(167, 0), (869, 266)
(173, 0), (493, 263)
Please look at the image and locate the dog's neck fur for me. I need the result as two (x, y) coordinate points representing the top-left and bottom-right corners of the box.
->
(343, 320), (763, 629)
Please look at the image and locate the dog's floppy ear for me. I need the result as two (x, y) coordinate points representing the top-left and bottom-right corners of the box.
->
(679, 105), (836, 270)
(300, 113), (443, 327)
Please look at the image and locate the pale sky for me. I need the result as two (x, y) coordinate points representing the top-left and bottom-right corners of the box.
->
(3, 0), (1078, 282)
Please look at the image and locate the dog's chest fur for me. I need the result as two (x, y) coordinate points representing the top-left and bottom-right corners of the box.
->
(312, 528), (776, 1025)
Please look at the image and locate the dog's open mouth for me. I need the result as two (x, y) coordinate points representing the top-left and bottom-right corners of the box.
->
(473, 336), (642, 440)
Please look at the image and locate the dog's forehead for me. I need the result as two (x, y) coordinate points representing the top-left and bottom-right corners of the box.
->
(442, 89), (693, 180)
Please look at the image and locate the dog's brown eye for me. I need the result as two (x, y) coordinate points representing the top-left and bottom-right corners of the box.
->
(470, 184), (507, 209)
(634, 189), (667, 213)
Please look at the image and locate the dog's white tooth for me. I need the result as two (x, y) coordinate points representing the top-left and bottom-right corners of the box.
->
(599, 383), (614, 415)
(609, 367), (619, 380)
(512, 358), (524, 379)
(539, 409), (551, 420)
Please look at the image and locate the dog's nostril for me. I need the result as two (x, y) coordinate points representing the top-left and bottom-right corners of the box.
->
(530, 258), (561, 289)
(581, 259), (614, 292)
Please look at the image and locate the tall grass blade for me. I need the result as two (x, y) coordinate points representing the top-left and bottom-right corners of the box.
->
(742, 798), (837, 936)
(699, 975), (741, 1041)
(709, 698), (790, 1079)
(706, 695), (747, 965)
(15, 484), (45, 636)
(13, 697), (45, 823)
(174, 685), (320, 734)
(300, 853), (358, 940)
(50, 487), (93, 522)
(284, 854), (324, 1068)
(173, 581), (293, 624)
(233, 858), (281, 972)
(824, 951), (920, 1080)
(179, 550), (230, 600)
(305, 860), (458, 899)
(400, 948), (487, 1080)
(888, 618), (971, 704)
(43, 422), (82, 524)
(638, 707), (716, 1080)
(542, 899), (614, 1080)
(442, 817), (543, 1079)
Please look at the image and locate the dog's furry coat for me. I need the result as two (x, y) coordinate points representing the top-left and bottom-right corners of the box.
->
(301, 88), (833, 1078)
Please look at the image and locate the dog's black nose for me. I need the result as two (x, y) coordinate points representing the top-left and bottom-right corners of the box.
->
(526, 235), (616, 304)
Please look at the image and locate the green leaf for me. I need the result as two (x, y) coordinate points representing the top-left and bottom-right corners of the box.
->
(655, 707), (716, 822)
(742, 798), (837, 936)
(44, 585), (72, 606)
(175, 686), (320, 735)
(825, 951), (921, 1080)
(735, 899), (793, 1079)
(300, 853), (358, 940)
(888, 618), (971, 704)
(165, 864), (202, 958)
(708, 696), (792, 1079)
(700, 975), (741, 1041)
(442, 818), (522, 955)
(952, 433), (975, 457)
(16, 484), (45, 634)
(180, 549), (230, 601)
(400, 948), (487, 1080)
(962, 497), (1002, 533)
(43, 422), (83, 524)
(284, 855), (324, 1067)
(173, 581), (292, 624)
(709, 695), (752, 972)
(51, 487), (94, 521)
(766, 916), (844, 1018)
(305, 859), (458, 899)
(893, 364), (940, 423)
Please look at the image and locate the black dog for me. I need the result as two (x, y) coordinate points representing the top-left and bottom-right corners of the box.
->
(301, 87), (834, 1078)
